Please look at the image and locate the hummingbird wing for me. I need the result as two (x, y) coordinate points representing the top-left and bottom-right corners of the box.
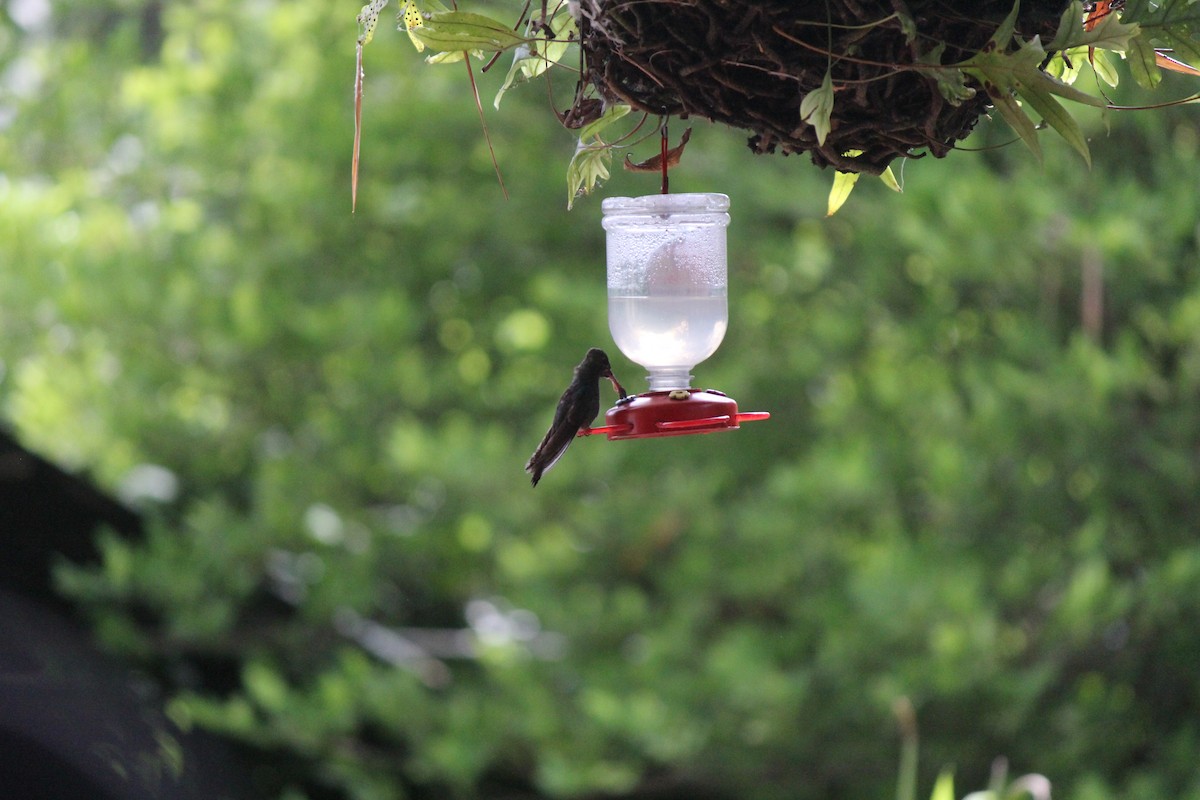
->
(525, 397), (580, 487)
(526, 350), (607, 487)
(526, 372), (604, 486)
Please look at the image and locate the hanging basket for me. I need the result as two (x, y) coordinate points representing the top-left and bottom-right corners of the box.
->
(574, 0), (1070, 175)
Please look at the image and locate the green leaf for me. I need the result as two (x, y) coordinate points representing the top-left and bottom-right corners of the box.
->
(1065, 12), (1137, 51)
(563, 104), (629, 209)
(1052, 1), (1139, 52)
(494, 13), (577, 109)
(961, 41), (1043, 162)
(411, 11), (526, 55)
(1119, 0), (1200, 68)
(1165, 28), (1200, 64)
(896, 9), (918, 43)
(243, 661), (289, 713)
(1122, 0), (1200, 29)
(1120, 0), (1152, 17)
(989, 0), (1021, 50)
(1077, 11), (1140, 52)
(1018, 84), (1091, 166)
(800, 70), (834, 146)
(1128, 33), (1163, 87)
(1089, 48), (1120, 87)
(966, 0), (1107, 106)
(916, 44), (977, 105)
(932, 68), (978, 105)
(495, 45), (536, 105)
(989, 90), (1043, 162)
(1050, 1), (1085, 51)
(963, 32), (1103, 162)
(567, 142), (612, 209)
(826, 170), (860, 216)
(962, 35), (1041, 94)
(1028, 69), (1106, 107)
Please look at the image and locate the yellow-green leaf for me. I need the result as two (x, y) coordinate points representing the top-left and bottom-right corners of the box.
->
(357, 0), (390, 46)
(1044, 47), (1085, 83)
(826, 170), (860, 216)
(879, 164), (902, 193)
(579, 104), (630, 142)
(930, 769), (955, 800)
(400, 1), (423, 51)
(425, 49), (487, 64)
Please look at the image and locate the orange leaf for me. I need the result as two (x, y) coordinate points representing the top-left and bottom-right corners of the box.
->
(1084, 0), (1116, 32)
(624, 128), (692, 172)
(1156, 50), (1200, 77)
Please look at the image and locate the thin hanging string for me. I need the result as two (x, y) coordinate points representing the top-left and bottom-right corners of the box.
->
(660, 117), (669, 195)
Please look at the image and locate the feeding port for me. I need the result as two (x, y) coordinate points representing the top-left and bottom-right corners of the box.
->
(592, 193), (768, 439)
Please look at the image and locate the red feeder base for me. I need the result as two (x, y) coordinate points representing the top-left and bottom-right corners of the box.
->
(581, 389), (770, 440)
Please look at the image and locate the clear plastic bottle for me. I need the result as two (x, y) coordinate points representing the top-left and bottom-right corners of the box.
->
(602, 193), (730, 391)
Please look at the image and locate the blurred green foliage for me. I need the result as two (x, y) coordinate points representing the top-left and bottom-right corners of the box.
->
(4, 2), (1200, 799)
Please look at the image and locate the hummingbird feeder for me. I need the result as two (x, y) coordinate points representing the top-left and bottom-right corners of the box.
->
(584, 192), (769, 440)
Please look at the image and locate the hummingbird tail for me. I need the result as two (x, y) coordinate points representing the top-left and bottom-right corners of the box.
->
(525, 427), (575, 487)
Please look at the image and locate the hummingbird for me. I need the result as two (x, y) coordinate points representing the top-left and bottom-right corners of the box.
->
(526, 348), (626, 487)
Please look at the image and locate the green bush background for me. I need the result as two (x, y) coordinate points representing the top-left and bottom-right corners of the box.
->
(3, 1), (1200, 798)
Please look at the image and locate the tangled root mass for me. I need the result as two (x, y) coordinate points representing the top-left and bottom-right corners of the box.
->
(575, 1), (1069, 174)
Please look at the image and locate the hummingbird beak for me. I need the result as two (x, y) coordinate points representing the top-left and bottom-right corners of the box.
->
(604, 371), (627, 399)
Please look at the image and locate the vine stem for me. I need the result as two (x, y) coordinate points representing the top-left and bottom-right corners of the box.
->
(463, 56), (509, 200)
(352, 42), (364, 213)
(1106, 92), (1200, 110)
